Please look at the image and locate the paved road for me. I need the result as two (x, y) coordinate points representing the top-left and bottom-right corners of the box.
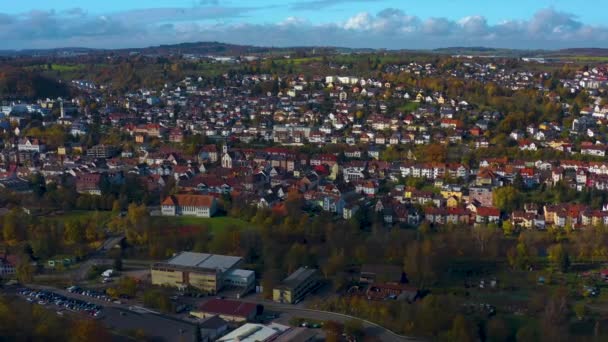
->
(245, 299), (422, 342)
(23, 283), (421, 341)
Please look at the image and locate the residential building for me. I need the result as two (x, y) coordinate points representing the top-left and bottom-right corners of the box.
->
(17, 137), (45, 152)
(76, 173), (103, 196)
(273, 267), (319, 304)
(86, 144), (117, 159)
(161, 194), (218, 217)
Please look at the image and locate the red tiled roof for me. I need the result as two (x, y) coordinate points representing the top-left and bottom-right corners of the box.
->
(476, 207), (500, 217)
(198, 299), (256, 318)
(162, 194), (215, 207)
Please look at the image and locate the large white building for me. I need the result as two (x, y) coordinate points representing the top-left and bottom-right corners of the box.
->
(17, 138), (45, 152)
(161, 194), (218, 217)
(218, 323), (289, 342)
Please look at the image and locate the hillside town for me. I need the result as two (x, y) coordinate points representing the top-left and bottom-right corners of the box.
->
(3, 60), (608, 231)
(4, 49), (608, 342)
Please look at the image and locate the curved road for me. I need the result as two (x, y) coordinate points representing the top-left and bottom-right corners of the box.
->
(246, 300), (422, 341)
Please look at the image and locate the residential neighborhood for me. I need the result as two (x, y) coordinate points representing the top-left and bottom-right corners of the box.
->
(4, 32), (608, 342)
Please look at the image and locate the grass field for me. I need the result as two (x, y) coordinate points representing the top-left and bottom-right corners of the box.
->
(46, 210), (253, 234)
(275, 57), (323, 65)
(554, 56), (608, 62)
(47, 210), (113, 223)
(158, 215), (254, 233)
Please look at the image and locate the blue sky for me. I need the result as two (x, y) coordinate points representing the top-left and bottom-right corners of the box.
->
(2, 0), (608, 50)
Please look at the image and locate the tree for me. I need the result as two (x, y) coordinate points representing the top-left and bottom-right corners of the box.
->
(548, 244), (570, 273)
(447, 315), (475, 342)
(70, 319), (110, 342)
(64, 220), (85, 244)
(404, 239), (440, 287)
(344, 319), (364, 340)
(285, 243), (307, 274)
(261, 268), (281, 299)
(502, 220), (514, 236)
(508, 238), (532, 270)
(16, 256), (35, 283)
(323, 321), (344, 342)
(486, 318), (510, 342)
(117, 277), (137, 297)
(143, 289), (173, 313)
(493, 186), (521, 213)
(471, 226), (498, 256)
(420, 143), (447, 163)
(322, 251), (346, 279)
(574, 302), (588, 320)
(2, 209), (21, 242)
(516, 324), (539, 342)
(111, 199), (121, 214)
(540, 289), (570, 342)
(513, 173), (525, 190)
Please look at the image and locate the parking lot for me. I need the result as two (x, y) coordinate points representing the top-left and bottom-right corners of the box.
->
(17, 287), (105, 318)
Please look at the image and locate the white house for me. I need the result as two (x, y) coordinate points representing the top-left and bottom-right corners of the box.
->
(161, 194), (218, 218)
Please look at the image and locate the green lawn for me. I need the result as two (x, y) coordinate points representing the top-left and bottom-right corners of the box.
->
(45, 211), (253, 234)
(47, 210), (113, 223)
(159, 215), (254, 233)
(557, 56), (608, 62)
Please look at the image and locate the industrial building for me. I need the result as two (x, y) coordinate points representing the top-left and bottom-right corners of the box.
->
(151, 252), (254, 294)
(272, 267), (319, 304)
(191, 299), (259, 323)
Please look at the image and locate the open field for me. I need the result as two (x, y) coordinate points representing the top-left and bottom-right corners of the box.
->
(554, 56), (608, 62)
(156, 215), (255, 233)
(47, 211), (253, 234)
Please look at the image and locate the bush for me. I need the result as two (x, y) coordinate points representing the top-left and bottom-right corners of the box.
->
(143, 289), (173, 313)
(86, 265), (105, 281)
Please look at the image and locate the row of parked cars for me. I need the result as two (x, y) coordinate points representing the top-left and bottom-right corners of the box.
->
(66, 286), (113, 301)
(18, 288), (103, 318)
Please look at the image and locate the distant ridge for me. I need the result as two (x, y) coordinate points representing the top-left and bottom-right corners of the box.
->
(548, 48), (608, 57)
(1, 41), (608, 58)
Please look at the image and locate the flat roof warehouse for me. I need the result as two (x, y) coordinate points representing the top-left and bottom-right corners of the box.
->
(167, 252), (242, 272)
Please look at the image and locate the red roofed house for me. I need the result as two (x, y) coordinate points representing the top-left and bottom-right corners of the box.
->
(191, 299), (259, 322)
(424, 207), (470, 225)
(474, 206), (501, 224)
(161, 194), (217, 217)
(310, 154), (338, 167)
(76, 173), (103, 196)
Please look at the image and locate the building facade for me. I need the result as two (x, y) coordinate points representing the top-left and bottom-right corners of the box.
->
(161, 194), (218, 218)
(273, 267), (319, 304)
(151, 252), (253, 294)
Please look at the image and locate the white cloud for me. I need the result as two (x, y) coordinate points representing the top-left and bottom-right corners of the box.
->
(2, 7), (608, 50)
(343, 12), (372, 30)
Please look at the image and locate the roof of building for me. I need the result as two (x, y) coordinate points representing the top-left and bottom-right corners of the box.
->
(218, 323), (288, 342)
(199, 315), (228, 330)
(227, 268), (255, 278)
(167, 252), (241, 272)
(197, 299), (257, 318)
(281, 267), (317, 289)
(360, 264), (403, 282)
(273, 327), (318, 342)
(162, 194), (215, 207)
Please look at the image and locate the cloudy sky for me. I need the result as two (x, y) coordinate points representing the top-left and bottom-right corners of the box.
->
(2, 0), (608, 50)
